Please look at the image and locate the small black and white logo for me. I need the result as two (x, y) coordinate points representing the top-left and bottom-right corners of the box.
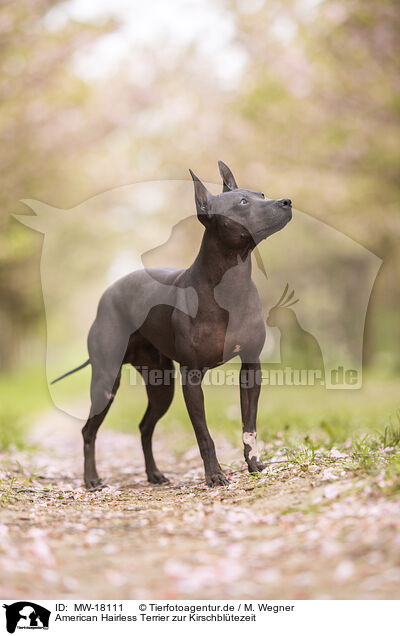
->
(3, 602), (50, 634)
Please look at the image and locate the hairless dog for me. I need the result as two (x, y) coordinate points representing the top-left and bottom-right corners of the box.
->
(52, 162), (292, 489)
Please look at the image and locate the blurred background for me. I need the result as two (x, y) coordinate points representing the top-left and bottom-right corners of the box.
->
(0, 0), (399, 448)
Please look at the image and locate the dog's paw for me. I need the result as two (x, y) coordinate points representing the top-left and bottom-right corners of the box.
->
(206, 471), (229, 487)
(247, 460), (266, 473)
(84, 477), (105, 491)
(147, 470), (170, 485)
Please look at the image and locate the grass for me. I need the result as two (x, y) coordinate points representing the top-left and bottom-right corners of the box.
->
(105, 365), (400, 454)
(0, 361), (399, 466)
(0, 358), (90, 450)
(378, 412), (400, 448)
(0, 475), (15, 503)
(0, 366), (50, 449)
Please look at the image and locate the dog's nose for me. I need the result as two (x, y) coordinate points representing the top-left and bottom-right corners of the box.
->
(279, 198), (292, 207)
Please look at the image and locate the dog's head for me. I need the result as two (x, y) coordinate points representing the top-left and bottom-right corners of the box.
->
(189, 161), (292, 249)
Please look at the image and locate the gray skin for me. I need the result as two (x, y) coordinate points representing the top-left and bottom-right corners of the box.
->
(76, 161), (292, 490)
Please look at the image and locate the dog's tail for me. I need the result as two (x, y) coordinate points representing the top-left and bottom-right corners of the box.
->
(50, 359), (91, 385)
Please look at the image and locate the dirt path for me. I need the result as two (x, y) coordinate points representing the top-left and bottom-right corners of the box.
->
(1, 408), (400, 599)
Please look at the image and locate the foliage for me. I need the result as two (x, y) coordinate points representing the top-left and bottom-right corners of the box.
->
(0, 0), (117, 369)
(1, 0), (399, 371)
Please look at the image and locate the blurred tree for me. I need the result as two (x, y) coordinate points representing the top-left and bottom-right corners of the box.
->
(0, 0), (117, 369)
(222, 0), (400, 368)
(1, 0), (399, 371)
(305, 0), (400, 368)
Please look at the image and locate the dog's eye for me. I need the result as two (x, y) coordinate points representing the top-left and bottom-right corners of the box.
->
(240, 198), (248, 205)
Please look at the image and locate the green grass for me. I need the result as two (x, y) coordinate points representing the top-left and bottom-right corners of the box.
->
(377, 413), (400, 448)
(0, 362), (399, 461)
(0, 475), (15, 503)
(0, 359), (91, 450)
(0, 366), (51, 449)
(106, 366), (399, 439)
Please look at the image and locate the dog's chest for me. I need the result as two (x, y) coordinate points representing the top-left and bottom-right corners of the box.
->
(189, 306), (264, 368)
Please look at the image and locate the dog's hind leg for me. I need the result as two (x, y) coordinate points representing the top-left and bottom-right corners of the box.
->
(82, 368), (121, 491)
(134, 352), (175, 484)
(82, 310), (131, 490)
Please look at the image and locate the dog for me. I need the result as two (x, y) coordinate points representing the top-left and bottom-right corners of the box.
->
(52, 162), (292, 489)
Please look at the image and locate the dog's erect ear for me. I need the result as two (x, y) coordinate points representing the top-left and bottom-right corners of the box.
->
(189, 169), (212, 225)
(218, 160), (238, 192)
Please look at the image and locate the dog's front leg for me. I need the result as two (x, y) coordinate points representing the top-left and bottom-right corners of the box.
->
(240, 359), (265, 473)
(181, 366), (229, 487)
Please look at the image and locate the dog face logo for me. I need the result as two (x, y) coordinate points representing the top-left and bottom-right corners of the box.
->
(14, 177), (381, 416)
(3, 602), (50, 633)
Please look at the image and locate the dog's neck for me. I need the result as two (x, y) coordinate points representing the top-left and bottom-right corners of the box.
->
(189, 227), (253, 288)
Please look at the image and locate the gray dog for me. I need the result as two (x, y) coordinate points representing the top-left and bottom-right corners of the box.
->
(52, 162), (292, 489)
